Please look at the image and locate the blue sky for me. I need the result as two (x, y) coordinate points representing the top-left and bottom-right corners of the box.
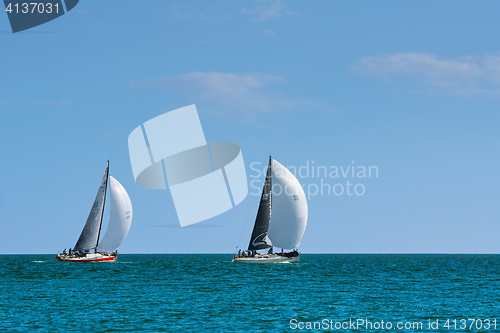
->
(1, 0), (499, 254)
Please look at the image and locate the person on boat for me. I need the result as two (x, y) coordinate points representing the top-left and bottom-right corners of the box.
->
(69, 248), (72, 255)
(281, 248), (284, 255)
(63, 249), (67, 255)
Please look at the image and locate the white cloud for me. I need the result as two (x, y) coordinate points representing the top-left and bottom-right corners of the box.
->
(130, 72), (329, 114)
(263, 28), (276, 37)
(241, 0), (297, 22)
(172, 11), (191, 20)
(352, 52), (500, 95)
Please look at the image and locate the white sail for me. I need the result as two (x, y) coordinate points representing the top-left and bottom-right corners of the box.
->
(97, 176), (133, 252)
(267, 159), (308, 249)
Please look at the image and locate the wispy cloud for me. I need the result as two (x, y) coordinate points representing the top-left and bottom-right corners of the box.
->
(129, 72), (330, 114)
(241, 0), (298, 22)
(352, 52), (500, 95)
(32, 100), (71, 106)
(130, 72), (288, 112)
(172, 11), (191, 20)
(170, 6), (229, 22)
(263, 28), (276, 37)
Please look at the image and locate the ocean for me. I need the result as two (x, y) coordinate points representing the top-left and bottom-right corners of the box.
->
(1, 254), (499, 332)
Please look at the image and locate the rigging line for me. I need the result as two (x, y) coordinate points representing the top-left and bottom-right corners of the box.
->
(236, 193), (257, 250)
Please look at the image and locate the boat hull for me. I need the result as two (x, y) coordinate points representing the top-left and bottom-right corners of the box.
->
(56, 253), (117, 262)
(232, 253), (299, 264)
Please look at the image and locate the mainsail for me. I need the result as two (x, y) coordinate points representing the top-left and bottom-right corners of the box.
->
(267, 159), (308, 249)
(247, 157), (273, 250)
(74, 162), (109, 251)
(97, 176), (133, 252)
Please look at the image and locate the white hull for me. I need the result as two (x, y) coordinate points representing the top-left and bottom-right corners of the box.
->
(57, 252), (117, 262)
(232, 253), (299, 264)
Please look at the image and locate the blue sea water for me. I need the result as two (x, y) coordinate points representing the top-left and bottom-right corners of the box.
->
(1, 254), (499, 332)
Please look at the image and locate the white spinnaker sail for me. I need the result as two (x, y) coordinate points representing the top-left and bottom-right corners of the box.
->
(267, 159), (308, 249)
(98, 176), (133, 252)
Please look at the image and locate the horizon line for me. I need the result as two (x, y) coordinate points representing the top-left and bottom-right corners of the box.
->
(0, 252), (498, 255)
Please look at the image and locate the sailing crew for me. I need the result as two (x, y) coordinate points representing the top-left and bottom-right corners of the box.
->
(68, 248), (72, 255)
(63, 249), (67, 255)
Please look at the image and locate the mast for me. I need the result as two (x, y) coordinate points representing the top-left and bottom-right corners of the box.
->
(247, 156), (273, 251)
(96, 161), (109, 249)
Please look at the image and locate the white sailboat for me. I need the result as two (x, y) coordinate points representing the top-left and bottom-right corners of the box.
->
(57, 161), (133, 262)
(233, 157), (308, 263)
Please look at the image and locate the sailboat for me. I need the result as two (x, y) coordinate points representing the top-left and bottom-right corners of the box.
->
(233, 157), (308, 263)
(57, 161), (133, 262)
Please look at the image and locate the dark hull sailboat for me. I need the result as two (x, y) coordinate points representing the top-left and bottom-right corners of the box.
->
(57, 161), (133, 263)
(233, 157), (308, 264)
